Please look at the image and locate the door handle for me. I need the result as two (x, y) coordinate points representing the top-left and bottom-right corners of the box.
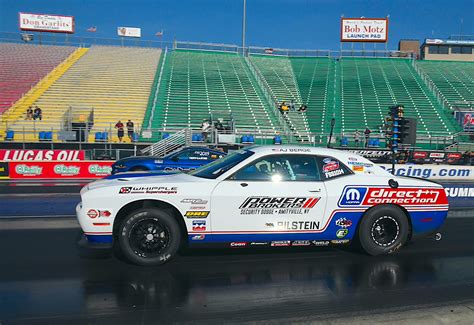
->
(240, 183), (248, 187)
(309, 189), (321, 193)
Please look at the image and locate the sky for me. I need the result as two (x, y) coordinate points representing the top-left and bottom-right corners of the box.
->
(0, 0), (473, 50)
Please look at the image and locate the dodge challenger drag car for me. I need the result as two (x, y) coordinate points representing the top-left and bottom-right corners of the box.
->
(111, 146), (225, 174)
(77, 146), (449, 266)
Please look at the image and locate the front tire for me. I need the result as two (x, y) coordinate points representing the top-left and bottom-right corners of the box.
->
(117, 208), (181, 266)
(358, 205), (409, 256)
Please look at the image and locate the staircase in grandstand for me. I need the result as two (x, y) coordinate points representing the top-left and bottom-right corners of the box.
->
(141, 128), (193, 157)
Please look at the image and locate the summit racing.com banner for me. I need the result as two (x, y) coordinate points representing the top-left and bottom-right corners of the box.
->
(378, 164), (474, 181)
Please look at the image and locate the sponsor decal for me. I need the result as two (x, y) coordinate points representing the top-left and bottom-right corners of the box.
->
(88, 164), (112, 176)
(230, 242), (247, 247)
(331, 239), (350, 244)
(323, 168), (345, 179)
(164, 166), (195, 172)
(336, 229), (349, 238)
(185, 211), (210, 218)
(181, 199), (208, 205)
(352, 165), (364, 172)
(292, 240), (311, 247)
(192, 220), (206, 231)
(54, 164), (80, 176)
(276, 221), (321, 230)
(99, 210), (111, 217)
(312, 240), (330, 246)
(265, 222), (275, 227)
(322, 160), (340, 173)
(413, 152), (428, 159)
(87, 209), (98, 219)
(119, 186), (177, 194)
(347, 161), (374, 168)
(250, 242), (269, 247)
(239, 197), (320, 215)
(348, 157), (358, 161)
(335, 218), (353, 228)
(447, 153), (462, 159)
(15, 164), (42, 176)
(190, 206), (207, 210)
(429, 152), (445, 159)
(271, 240), (291, 247)
(339, 187), (448, 206)
(154, 160), (163, 164)
(191, 234), (205, 240)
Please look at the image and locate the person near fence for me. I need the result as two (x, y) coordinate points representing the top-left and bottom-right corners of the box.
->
(33, 105), (42, 121)
(298, 104), (307, 113)
(126, 119), (134, 142)
(279, 101), (289, 114)
(364, 127), (371, 147)
(354, 130), (361, 147)
(290, 100), (296, 111)
(201, 119), (211, 142)
(25, 106), (33, 120)
(115, 120), (125, 142)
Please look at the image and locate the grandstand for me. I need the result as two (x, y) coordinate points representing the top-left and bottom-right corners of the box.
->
(0, 43), (76, 113)
(0, 40), (470, 145)
(416, 60), (474, 109)
(143, 50), (278, 141)
(3, 46), (161, 141)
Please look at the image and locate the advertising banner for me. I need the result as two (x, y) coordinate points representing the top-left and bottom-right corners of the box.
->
(117, 27), (141, 38)
(378, 164), (474, 181)
(441, 182), (474, 209)
(455, 111), (474, 131)
(341, 18), (388, 42)
(19, 12), (74, 33)
(8, 161), (113, 179)
(0, 149), (85, 161)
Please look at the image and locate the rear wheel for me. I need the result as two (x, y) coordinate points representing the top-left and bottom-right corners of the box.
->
(117, 208), (181, 266)
(358, 205), (409, 256)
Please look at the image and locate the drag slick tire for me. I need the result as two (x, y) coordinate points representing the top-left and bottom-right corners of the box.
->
(117, 208), (181, 266)
(358, 205), (409, 256)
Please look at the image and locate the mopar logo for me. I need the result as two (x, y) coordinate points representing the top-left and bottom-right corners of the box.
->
(339, 187), (367, 206)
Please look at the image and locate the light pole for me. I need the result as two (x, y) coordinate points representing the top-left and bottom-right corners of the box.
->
(242, 0), (246, 55)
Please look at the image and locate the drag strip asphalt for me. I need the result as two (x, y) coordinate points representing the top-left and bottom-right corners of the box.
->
(0, 217), (474, 323)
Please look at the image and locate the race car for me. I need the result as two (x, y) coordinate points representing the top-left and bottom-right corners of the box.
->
(77, 146), (449, 266)
(111, 146), (225, 174)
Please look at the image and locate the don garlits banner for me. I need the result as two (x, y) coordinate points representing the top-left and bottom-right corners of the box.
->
(19, 12), (75, 33)
(8, 161), (113, 179)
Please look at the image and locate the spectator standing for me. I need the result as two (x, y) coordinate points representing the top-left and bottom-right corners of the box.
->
(364, 127), (371, 147)
(201, 119), (211, 142)
(354, 130), (360, 147)
(115, 120), (125, 142)
(280, 101), (289, 114)
(298, 104), (307, 113)
(33, 106), (42, 121)
(126, 119), (134, 142)
(25, 106), (33, 120)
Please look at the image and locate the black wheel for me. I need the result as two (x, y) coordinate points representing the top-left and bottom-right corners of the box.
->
(130, 166), (148, 172)
(358, 205), (409, 256)
(117, 208), (181, 266)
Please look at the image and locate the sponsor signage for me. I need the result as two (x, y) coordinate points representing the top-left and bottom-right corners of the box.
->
(119, 186), (177, 194)
(0, 149), (84, 161)
(341, 18), (388, 42)
(8, 161), (113, 179)
(378, 164), (474, 181)
(454, 111), (474, 131)
(117, 26), (141, 38)
(441, 182), (474, 209)
(19, 12), (74, 33)
(239, 197), (320, 215)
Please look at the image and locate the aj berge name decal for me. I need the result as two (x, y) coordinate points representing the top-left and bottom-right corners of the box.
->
(239, 197), (320, 215)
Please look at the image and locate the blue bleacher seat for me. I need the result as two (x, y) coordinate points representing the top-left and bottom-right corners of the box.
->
(274, 136), (282, 145)
(5, 130), (14, 141)
(162, 133), (170, 139)
(39, 131), (45, 141)
(341, 137), (349, 147)
(95, 132), (103, 142)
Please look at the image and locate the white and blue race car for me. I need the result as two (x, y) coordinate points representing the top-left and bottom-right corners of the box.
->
(77, 146), (449, 266)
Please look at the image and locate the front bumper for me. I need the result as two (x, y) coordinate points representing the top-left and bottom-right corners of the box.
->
(77, 233), (113, 251)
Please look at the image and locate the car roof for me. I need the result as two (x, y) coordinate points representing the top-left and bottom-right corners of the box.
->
(246, 145), (352, 157)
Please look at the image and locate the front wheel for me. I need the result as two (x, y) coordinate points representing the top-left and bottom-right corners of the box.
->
(358, 205), (409, 256)
(117, 208), (181, 266)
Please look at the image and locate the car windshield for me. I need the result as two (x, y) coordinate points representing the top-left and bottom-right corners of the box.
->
(189, 150), (254, 179)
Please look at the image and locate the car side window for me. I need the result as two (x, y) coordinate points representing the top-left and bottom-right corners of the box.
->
(316, 156), (352, 180)
(231, 154), (320, 181)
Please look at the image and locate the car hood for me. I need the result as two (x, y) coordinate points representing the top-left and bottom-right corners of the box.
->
(82, 172), (204, 194)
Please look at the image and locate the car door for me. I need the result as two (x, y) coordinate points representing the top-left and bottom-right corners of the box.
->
(210, 154), (328, 245)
